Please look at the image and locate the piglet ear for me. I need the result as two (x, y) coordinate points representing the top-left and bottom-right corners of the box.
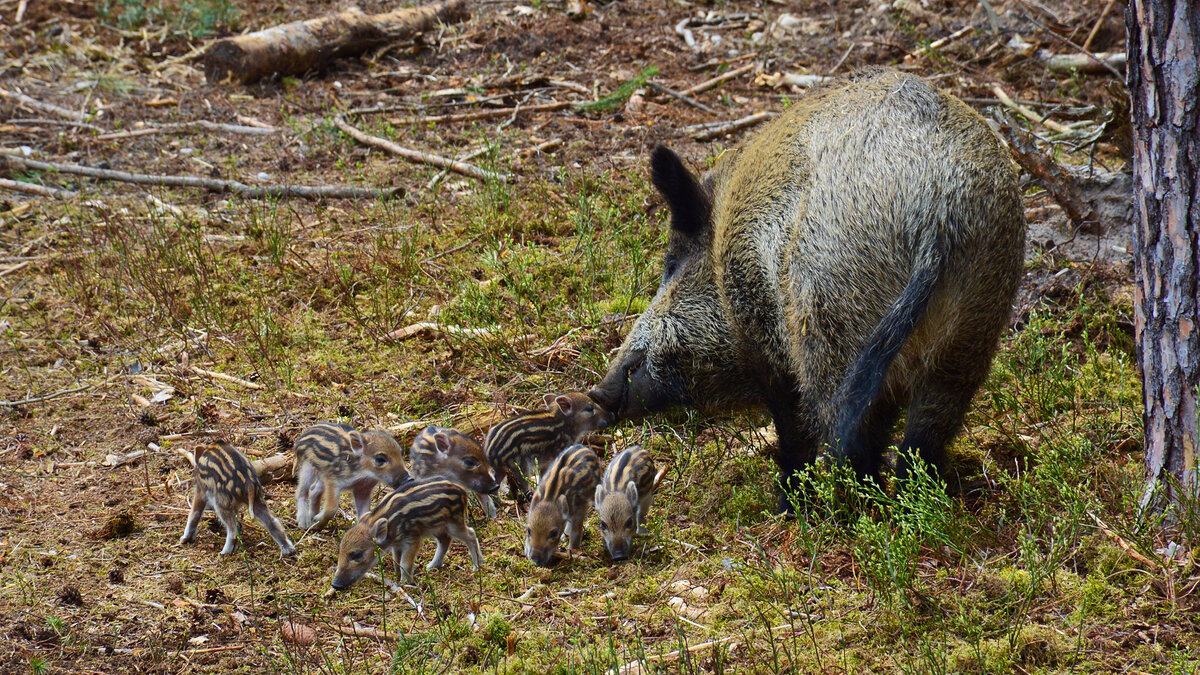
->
(433, 432), (452, 455)
(349, 431), (366, 455)
(556, 493), (570, 515)
(594, 483), (605, 510)
(530, 492), (542, 508)
(371, 518), (389, 546)
(650, 145), (712, 238)
(542, 394), (557, 409)
(624, 480), (639, 504)
(554, 395), (573, 415)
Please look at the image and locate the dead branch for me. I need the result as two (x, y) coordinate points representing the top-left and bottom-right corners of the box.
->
(997, 116), (1099, 232)
(326, 624), (402, 641)
(333, 117), (509, 182)
(683, 63), (756, 97)
(0, 178), (77, 199)
(991, 85), (1075, 135)
(7, 117), (106, 132)
(689, 112), (776, 141)
(384, 322), (500, 341)
(905, 25), (975, 61)
(1082, 0), (1119, 52)
(646, 82), (717, 114)
(517, 138), (562, 158)
(0, 383), (91, 407)
(755, 72), (832, 89)
(0, 154), (397, 200)
(93, 121), (279, 141)
(1035, 50), (1127, 74)
(189, 366), (265, 390)
(0, 88), (87, 122)
(388, 101), (572, 125)
(204, 0), (469, 84)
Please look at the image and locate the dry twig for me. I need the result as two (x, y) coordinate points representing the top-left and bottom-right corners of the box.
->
(991, 85), (1074, 135)
(388, 101), (571, 126)
(333, 117), (508, 182)
(385, 322), (500, 341)
(1, 154), (395, 199)
(94, 121), (279, 141)
(0, 88), (87, 122)
(0, 178), (77, 199)
(0, 383), (91, 407)
(646, 82), (717, 114)
(689, 112), (776, 141)
(683, 63), (756, 96)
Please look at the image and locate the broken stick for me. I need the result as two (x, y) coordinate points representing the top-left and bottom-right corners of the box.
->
(204, 0), (469, 84)
(689, 111), (776, 141)
(997, 116), (1099, 232)
(683, 63), (756, 97)
(0, 177), (78, 199)
(333, 117), (509, 182)
(1, 154), (397, 200)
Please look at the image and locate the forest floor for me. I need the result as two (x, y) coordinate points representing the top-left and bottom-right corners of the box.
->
(2, 0), (1197, 673)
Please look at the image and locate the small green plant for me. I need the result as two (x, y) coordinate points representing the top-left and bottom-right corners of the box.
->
(28, 657), (49, 675)
(575, 66), (659, 112)
(98, 0), (238, 38)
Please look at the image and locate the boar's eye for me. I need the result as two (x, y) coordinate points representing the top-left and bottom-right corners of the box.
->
(586, 404), (596, 414)
(599, 521), (608, 532)
(349, 550), (366, 562)
(462, 458), (479, 469)
(549, 529), (559, 540)
(625, 518), (635, 530)
(373, 454), (388, 467)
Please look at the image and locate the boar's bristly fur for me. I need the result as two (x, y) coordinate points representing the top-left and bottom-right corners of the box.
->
(589, 69), (1025, 511)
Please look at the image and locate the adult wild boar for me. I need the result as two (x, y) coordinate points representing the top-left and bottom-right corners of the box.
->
(589, 68), (1024, 510)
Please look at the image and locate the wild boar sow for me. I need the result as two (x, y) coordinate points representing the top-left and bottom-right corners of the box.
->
(589, 69), (1025, 510)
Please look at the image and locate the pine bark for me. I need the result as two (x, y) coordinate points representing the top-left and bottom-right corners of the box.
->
(204, 0), (469, 85)
(1126, 0), (1200, 507)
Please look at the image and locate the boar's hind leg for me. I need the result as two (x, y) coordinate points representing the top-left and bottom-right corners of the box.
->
(844, 397), (902, 481)
(895, 364), (989, 486)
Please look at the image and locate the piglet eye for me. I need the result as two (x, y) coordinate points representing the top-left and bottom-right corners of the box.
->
(373, 454), (387, 467)
(462, 458), (478, 469)
(626, 519), (634, 530)
(350, 551), (364, 562)
(549, 529), (559, 539)
(599, 522), (608, 532)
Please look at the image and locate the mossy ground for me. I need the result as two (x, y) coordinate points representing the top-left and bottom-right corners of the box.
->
(2, 0), (1197, 673)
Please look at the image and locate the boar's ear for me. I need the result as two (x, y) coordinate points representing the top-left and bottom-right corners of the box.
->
(433, 432), (452, 455)
(594, 483), (606, 510)
(554, 395), (573, 415)
(371, 517), (390, 546)
(348, 431), (366, 455)
(542, 394), (557, 409)
(650, 145), (711, 238)
(624, 480), (639, 504)
(556, 493), (570, 515)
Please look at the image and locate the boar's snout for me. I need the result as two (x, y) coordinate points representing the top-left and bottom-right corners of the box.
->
(590, 349), (666, 420)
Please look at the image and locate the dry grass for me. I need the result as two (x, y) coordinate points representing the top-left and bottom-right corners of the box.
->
(2, 0), (1197, 673)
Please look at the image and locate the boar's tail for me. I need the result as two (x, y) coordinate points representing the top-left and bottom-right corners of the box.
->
(832, 244), (943, 475)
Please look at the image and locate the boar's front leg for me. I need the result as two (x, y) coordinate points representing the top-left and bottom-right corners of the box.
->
(765, 392), (819, 515)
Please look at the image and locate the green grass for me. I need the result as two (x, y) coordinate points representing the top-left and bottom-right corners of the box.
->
(5, 163), (1199, 673)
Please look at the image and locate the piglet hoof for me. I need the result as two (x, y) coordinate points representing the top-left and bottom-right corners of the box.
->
(280, 545), (297, 557)
(178, 535), (192, 546)
(636, 526), (650, 536)
(219, 546), (236, 556)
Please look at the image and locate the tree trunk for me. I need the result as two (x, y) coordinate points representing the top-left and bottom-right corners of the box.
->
(204, 0), (469, 85)
(1126, 0), (1200, 509)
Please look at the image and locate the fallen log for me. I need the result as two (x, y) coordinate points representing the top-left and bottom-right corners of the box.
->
(252, 453), (293, 483)
(204, 0), (469, 85)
